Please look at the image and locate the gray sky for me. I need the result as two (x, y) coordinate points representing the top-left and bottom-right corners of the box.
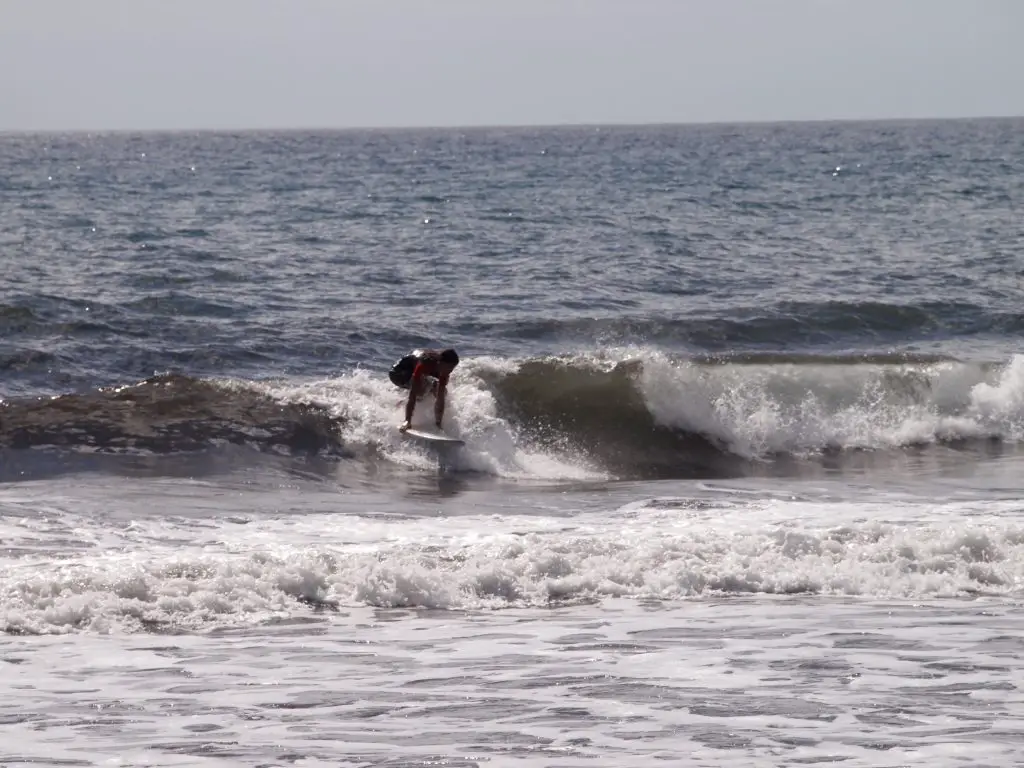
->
(2, 0), (1021, 131)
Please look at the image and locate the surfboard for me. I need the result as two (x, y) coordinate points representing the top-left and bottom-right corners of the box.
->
(401, 426), (465, 447)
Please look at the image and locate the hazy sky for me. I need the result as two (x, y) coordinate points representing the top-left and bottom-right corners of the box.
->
(2, 0), (1021, 131)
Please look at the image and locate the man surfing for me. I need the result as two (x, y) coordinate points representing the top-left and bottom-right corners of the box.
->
(388, 348), (460, 432)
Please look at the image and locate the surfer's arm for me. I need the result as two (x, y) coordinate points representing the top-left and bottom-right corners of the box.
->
(402, 366), (424, 427)
(433, 375), (449, 427)
(403, 386), (417, 426)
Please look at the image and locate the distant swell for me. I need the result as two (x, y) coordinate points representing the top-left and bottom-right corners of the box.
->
(466, 301), (1024, 349)
(0, 373), (344, 457)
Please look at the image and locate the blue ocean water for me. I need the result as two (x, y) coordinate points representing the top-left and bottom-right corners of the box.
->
(2, 119), (1024, 766)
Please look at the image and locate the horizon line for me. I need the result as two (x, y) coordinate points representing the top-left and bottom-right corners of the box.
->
(2, 113), (1023, 137)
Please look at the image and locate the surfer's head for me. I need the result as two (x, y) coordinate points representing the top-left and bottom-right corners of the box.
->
(437, 348), (460, 375)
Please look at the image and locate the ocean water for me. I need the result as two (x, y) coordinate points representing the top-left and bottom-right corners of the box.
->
(2, 118), (1024, 766)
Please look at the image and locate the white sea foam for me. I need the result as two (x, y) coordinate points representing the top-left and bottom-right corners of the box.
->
(634, 351), (1024, 456)
(4, 494), (1023, 635)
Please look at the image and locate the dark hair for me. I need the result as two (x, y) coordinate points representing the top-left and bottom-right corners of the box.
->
(440, 348), (460, 366)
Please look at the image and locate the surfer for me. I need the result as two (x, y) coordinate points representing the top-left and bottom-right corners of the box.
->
(389, 348), (460, 431)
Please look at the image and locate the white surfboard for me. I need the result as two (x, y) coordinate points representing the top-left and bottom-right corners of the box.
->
(401, 426), (465, 447)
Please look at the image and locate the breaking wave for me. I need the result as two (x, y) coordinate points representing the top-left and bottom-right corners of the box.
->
(2, 352), (1023, 481)
(485, 351), (1024, 460)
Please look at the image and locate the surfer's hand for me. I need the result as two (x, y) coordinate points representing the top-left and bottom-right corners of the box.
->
(399, 421), (411, 432)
